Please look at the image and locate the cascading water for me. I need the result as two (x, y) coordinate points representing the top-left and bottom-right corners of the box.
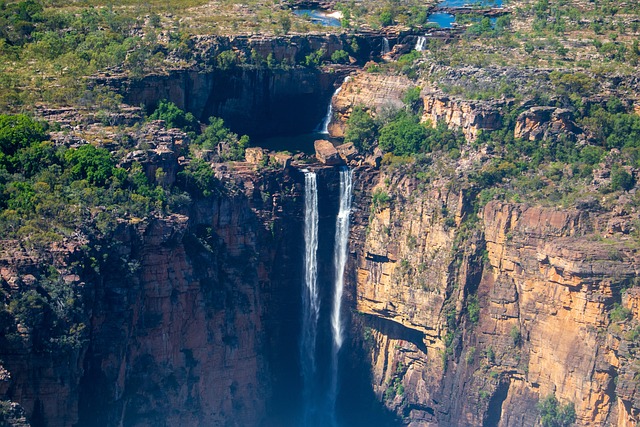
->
(415, 35), (427, 51)
(328, 167), (353, 424)
(300, 170), (320, 424)
(381, 37), (390, 56)
(319, 77), (350, 134)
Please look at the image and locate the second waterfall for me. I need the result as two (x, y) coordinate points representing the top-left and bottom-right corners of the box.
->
(299, 167), (353, 427)
(329, 167), (353, 418)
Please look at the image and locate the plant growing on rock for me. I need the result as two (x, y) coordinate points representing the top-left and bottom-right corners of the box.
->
(537, 394), (576, 427)
(344, 106), (378, 153)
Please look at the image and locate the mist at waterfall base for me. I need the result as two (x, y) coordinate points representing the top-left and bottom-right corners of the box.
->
(250, 82), (398, 426)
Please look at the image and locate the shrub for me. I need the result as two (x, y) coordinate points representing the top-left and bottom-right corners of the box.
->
(330, 49), (349, 64)
(537, 394), (576, 427)
(402, 86), (422, 112)
(610, 167), (635, 191)
(510, 325), (522, 346)
(149, 100), (199, 134)
(344, 106), (378, 152)
(467, 295), (480, 324)
(371, 188), (390, 210)
(610, 303), (631, 322)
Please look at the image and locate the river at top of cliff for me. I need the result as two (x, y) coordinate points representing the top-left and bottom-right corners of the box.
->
(440, 0), (502, 6)
(293, 9), (342, 27)
(430, 0), (503, 28)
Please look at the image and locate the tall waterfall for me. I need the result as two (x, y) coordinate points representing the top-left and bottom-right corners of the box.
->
(415, 35), (427, 51)
(381, 37), (390, 55)
(328, 167), (353, 422)
(300, 170), (320, 423)
(319, 77), (350, 134)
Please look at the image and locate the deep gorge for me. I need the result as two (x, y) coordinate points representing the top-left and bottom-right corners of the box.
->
(2, 27), (640, 427)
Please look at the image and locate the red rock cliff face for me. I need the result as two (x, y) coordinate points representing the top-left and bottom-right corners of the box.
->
(347, 167), (640, 427)
(0, 167), (307, 427)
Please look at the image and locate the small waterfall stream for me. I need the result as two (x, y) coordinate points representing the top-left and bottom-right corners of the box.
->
(319, 77), (350, 135)
(381, 37), (390, 55)
(415, 35), (427, 51)
(300, 170), (320, 424)
(328, 167), (353, 422)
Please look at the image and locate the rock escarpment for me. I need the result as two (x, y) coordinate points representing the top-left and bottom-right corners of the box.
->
(421, 92), (502, 142)
(347, 164), (640, 426)
(111, 67), (344, 137)
(0, 158), (310, 426)
(329, 72), (502, 141)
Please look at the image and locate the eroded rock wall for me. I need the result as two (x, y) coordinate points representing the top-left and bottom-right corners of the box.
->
(348, 168), (640, 427)
(0, 166), (308, 427)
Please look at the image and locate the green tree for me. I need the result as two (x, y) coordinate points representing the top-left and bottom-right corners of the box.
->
(195, 116), (249, 161)
(148, 100), (199, 134)
(378, 112), (428, 156)
(0, 114), (47, 157)
(344, 106), (378, 152)
(216, 50), (238, 70)
(537, 394), (576, 427)
(177, 158), (221, 198)
(331, 49), (350, 64)
(304, 49), (325, 67)
(64, 144), (115, 186)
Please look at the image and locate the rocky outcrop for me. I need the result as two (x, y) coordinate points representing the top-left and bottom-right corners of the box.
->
(348, 164), (640, 426)
(514, 106), (582, 141)
(421, 92), (503, 142)
(314, 139), (341, 165)
(329, 71), (502, 142)
(329, 72), (412, 137)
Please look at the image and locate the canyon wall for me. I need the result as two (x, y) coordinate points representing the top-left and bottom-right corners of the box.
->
(110, 67), (343, 137)
(346, 164), (640, 426)
(330, 72), (502, 142)
(0, 163), (311, 426)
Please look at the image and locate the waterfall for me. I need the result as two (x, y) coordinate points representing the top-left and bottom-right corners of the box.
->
(381, 37), (390, 55)
(415, 35), (427, 51)
(328, 167), (353, 423)
(319, 77), (350, 134)
(300, 170), (320, 423)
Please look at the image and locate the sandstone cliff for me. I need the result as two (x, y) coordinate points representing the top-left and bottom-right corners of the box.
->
(329, 71), (503, 142)
(0, 159), (311, 426)
(347, 162), (640, 426)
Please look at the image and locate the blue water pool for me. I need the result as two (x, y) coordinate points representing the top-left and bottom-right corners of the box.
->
(293, 9), (341, 27)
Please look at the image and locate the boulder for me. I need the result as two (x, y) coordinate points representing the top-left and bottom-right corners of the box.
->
(336, 141), (358, 162)
(270, 152), (292, 169)
(365, 147), (383, 168)
(314, 139), (342, 165)
(245, 147), (267, 164)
